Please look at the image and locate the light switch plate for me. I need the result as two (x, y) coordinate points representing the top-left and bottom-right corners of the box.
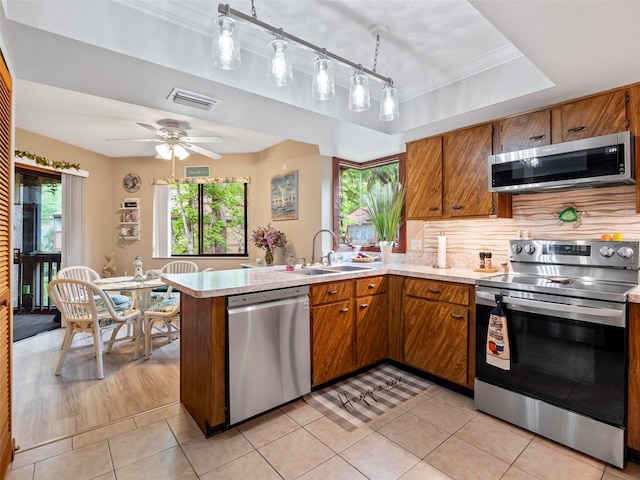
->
(411, 239), (422, 251)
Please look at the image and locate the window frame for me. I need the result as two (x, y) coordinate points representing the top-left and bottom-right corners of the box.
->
(170, 182), (249, 257)
(332, 153), (406, 253)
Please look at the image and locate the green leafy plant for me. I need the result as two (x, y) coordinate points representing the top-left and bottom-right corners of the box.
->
(362, 181), (406, 244)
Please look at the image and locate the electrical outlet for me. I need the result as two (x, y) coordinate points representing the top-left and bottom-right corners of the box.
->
(411, 239), (422, 251)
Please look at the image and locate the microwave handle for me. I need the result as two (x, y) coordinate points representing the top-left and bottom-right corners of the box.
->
(476, 291), (625, 328)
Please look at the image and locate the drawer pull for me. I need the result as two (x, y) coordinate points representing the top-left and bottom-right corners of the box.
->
(368, 284), (377, 289)
(429, 206), (439, 211)
(451, 313), (464, 319)
(529, 134), (546, 141)
(428, 288), (441, 294)
(568, 126), (587, 134)
(451, 205), (464, 210)
(360, 303), (369, 309)
(328, 290), (338, 295)
(339, 307), (349, 313)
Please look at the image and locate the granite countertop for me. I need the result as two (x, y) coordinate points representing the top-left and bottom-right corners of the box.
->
(162, 262), (500, 298)
(627, 287), (640, 303)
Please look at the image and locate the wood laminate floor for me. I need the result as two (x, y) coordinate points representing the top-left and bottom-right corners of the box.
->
(12, 327), (180, 449)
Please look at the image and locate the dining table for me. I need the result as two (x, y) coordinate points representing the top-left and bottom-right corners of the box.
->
(93, 276), (166, 359)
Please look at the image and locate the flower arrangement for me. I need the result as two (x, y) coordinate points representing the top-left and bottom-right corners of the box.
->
(251, 224), (287, 265)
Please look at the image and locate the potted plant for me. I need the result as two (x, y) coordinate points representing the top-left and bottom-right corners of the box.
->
(362, 181), (406, 263)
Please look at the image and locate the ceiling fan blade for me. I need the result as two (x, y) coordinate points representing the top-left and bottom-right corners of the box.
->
(183, 136), (225, 144)
(136, 122), (163, 136)
(186, 143), (222, 160)
(105, 138), (161, 142)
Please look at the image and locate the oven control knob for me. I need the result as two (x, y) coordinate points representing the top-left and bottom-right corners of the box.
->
(600, 246), (615, 257)
(618, 247), (635, 259)
(524, 244), (536, 254)
(511, 244), (522, 254)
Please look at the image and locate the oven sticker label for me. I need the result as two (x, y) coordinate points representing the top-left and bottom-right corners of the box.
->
(486, 311), (511, 371)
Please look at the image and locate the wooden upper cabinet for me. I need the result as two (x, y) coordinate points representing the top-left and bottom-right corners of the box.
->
(406, 136), (443, 219)
(443, 123), (494, 217)
(499, 109), (551, 153)
(551, 90), (628, 142)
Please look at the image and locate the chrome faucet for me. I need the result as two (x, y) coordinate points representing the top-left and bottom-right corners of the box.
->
(311, 229), (338, 266)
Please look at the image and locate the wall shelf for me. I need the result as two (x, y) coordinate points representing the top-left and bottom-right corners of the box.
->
(119, 197), (140, 241)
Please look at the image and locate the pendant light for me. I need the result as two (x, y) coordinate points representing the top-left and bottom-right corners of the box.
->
(267, 33), (292, 87)
(211, 4), (400, 121)
(349, 67), (370, 112)
(379, 81), (399, 121)
(211, 13), (241, 70)
(312, 52), (335, 101)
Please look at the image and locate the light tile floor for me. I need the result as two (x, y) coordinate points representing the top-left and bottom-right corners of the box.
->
(6, 384), (640, 480)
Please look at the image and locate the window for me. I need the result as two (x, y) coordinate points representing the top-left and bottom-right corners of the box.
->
(332, 153), (406, 252)
(168, 182), (247, 256)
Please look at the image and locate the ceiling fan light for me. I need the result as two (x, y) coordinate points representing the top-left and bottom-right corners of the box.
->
(312, 57), (335, 101)
(349, 71), (370, 112)
(155, 143), (172, 160)
(379, 82), (399, 121)
(173, 145), (190, 160)
(267, 38), (292, 87)
(212, 15), (241, 70)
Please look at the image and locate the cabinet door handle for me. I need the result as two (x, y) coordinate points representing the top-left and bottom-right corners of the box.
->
(328, 290), (338, 295)
(368, 284), (377, 289)
(428, 289), (441, 294)
(568, 126), (588, 134)
(359, 303), (369, 309)
(529, 134), (546, 141)
(451, 205), (464, 210)
(339, 307), (349, 313)
(429, 206), (440, 211)
(451, 313), (465, 319)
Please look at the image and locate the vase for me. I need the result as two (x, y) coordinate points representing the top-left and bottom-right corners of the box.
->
(264, 250), (274, 266)
(379, 241), (393, 264)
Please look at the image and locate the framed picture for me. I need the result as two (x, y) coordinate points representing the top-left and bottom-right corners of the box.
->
(271, 170), (298, 221)
(346, 224), (376, 246)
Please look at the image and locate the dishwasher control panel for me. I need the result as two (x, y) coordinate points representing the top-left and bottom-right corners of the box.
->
(227, 285), (310, 308)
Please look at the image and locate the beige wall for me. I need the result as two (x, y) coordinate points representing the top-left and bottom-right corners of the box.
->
(14, 130), (329, 275)
(15, 128), (113, 273)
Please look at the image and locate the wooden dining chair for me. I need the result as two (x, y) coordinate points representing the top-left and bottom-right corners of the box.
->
(48, 278), (143, 379)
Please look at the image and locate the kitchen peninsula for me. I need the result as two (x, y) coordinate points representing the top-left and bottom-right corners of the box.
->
(162, 263), (496, 436)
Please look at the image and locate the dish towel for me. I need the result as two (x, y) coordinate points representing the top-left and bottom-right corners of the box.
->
(486, 294), (511, 370)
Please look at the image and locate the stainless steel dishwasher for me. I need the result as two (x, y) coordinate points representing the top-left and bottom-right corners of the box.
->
(227, 285), (311, 426)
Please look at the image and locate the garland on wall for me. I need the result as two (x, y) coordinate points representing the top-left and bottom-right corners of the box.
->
(14, 150), (80, 171)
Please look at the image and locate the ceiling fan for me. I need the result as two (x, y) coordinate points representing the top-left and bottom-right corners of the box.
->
(108, 119), (225, 160)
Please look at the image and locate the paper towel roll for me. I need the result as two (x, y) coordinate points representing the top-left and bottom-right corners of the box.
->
(437, 232), (447, 268)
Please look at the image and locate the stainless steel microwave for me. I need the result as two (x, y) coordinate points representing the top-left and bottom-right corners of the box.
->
(488, 131), (634, 193)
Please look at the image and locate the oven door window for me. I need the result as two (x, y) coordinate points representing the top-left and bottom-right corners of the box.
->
(476, 303), (626, 427)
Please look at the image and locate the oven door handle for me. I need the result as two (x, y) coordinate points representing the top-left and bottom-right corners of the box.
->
(476, 291), (625, 327)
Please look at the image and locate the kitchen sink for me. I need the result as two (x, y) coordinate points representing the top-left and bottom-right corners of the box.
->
(288, 268), (336, 276)
(325, 265), (373, 272)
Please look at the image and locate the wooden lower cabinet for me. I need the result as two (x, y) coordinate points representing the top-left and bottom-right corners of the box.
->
(402, 278), (471, 387)
(311, 300), (356, 386)
(404, 297), (468, 385)
(356, 277), (388, 368)
(311, 276), (388, 386)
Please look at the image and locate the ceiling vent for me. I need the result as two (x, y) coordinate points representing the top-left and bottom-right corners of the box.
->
(167, 88), (221, 111)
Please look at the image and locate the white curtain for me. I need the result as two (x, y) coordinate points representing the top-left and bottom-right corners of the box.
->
(61, 173), (84, 267)
(153, 185), (171, 257)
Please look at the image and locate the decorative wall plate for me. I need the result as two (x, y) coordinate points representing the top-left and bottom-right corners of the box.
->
(123, 173), (141, 192)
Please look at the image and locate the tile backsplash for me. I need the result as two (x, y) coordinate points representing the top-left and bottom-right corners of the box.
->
(406, 185), (639, 269)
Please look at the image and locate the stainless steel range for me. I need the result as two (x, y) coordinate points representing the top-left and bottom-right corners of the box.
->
(475, 239), (640, 468)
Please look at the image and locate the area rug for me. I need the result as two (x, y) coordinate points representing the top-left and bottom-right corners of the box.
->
(304, 363), (434, 431)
